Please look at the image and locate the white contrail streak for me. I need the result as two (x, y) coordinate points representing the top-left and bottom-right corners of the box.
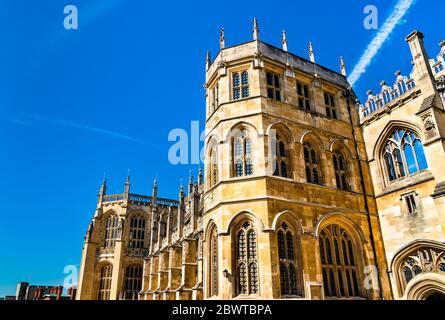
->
(348, 0), (417, 86)
(18, 112), (159, 148)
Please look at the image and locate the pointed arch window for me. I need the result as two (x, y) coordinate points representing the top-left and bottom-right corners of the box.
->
(236, 221), (259, 296)
(277, 222), (299, 297)
(304, 141), (321, 184)
(233, 71), (250, 100)
(233, 132), (254, 177)
(383, 128), (428, 182)
(209, 146), (219, 187)
(129, 215), (145, 249)
(123, 265), (143, 300)
(333, 149), (349, 191)
(273, 134), (290, 178)
(98, 264), (113, 300)
(105, 215), (120, 248)
(319, 225), (361, 298)
(209, 227), (219, 297)
(398, 248), (445, 289)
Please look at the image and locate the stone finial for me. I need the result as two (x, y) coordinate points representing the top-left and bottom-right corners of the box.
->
(198, 167), (203, 185)
(282, 30), (288, 52)
(440, 40), (445, 48)
(152, 178), (158, 200)
(124, 173), (131, 197)
(309, 41), (315, 63)
(188, 174), (193, 194)
(99, 177), (107, 196)
(340, 56), (346, 76)
(380, 80), (387, 87)
(220, 28), (225, 50)
(206, 51), (211, 70)
(253, 18), (259, 40)
(366, 90), (373, 96)
(395, 70), (401, 76)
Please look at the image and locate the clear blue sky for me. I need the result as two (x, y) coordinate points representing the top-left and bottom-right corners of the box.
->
(0, 0), (443, 297)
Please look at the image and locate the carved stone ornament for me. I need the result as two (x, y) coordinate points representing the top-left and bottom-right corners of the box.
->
(421, 112), (438, 140)
(218, 60), (227, 76)
(253, 51), (264, 69)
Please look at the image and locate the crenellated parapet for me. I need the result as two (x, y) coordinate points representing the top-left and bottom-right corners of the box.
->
(360, 71), (417, 119)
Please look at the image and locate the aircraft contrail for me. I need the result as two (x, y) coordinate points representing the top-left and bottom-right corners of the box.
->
(348, 0), (417, 86)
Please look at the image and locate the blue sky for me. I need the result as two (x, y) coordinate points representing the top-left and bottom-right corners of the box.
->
(0, 0), (443, 297)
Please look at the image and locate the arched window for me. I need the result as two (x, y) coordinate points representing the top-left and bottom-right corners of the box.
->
(383, 128), (428, 182)
(209, 226), (219, 297)
(105, 215), (120, 248)
(236, 221), (259, 296)
(233, 132), (254, 177)
(123, 265), (143, 300)
(304, 141), (321, 184)
(209, 146), (219, 187)
(399, 248), (445, 288)
(128, 215), (145, 249)
(273, 134), (290, 178)
(277, 222), (299, 297)
(233, 71), (249, 100)
(333, 149), (349, 191)
(98, 264), (113, 300)
(319, 225), (360, 298)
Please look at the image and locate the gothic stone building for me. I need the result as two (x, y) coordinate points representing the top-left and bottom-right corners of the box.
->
(76, 22), (445, 300)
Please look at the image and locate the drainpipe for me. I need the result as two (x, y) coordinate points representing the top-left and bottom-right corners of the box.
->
(344, 88), (384, 300)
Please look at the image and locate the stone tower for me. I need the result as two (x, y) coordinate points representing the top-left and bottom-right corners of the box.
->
(202, 20), (391, 300)
(360, 31), (445, 300)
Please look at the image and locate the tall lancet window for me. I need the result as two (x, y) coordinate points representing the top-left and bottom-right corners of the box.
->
(233, 132), (254, 177)
(236, 221), (259, 296)
(209, 146), (219, 187)
(333, 149), (349, 191)
(105, 215), (120, 248)
(98, 264), (113, 300)
(383, 128), (428, 182)
(123, 265), (143, 300)
(319, 225), (360, 298)
(277, 222), (299, 297)
(273, 134), (290, 178)
(304, 141), (321, 184)
(128, 215), (145, 249)
(209, 226), (219, 297)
